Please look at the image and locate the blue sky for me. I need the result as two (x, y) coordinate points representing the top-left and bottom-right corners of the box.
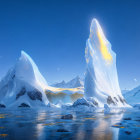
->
(0, 0), (140, 90)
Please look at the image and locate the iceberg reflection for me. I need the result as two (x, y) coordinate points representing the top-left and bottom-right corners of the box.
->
(0, 109), (140, 140)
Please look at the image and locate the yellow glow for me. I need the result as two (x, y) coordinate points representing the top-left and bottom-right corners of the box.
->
(47, 87), (83, 92)
(97, 31), (112, 62)
(45, 90), (84, 103)
(86, 58), (89, 63)
(84, 118), (96, 120)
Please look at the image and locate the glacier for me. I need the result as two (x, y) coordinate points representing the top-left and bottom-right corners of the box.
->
(0, 51), (49, 108)
(84, 18), (130, 107)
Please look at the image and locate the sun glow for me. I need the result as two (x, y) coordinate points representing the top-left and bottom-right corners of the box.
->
(97, 30), (112, 62)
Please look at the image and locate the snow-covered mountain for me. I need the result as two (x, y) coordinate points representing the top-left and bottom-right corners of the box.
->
(84, 18), (130, 107)
(51, 80), (66, 88)
(121, 89), (130, 95)
(46, 77), (84, 104)
(123, 85), (140, 105)
(0, 51), (49, 108)
(51, 76), (84, 88)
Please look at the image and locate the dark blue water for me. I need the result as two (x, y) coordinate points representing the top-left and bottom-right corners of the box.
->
(0, 108), (140, 140)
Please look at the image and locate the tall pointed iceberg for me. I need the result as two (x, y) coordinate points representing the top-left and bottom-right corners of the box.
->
(84, 18), (129, 107)
(0, 51), (49, 108)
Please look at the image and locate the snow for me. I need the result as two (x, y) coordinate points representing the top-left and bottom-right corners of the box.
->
(0, 51), (49, 108)
(16, 51), (48, 90)
(73, 98), (94, 107)
(84, 18), (130, 107)
(72, 98), (96, 112)
(122, 89), (130, 95)
(51, 80), (66, 88)
(51, 76), (84, 88)
(123, 85), (140, 106)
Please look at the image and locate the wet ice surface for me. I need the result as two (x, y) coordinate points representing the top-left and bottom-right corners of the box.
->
(0, 108), (140, 140)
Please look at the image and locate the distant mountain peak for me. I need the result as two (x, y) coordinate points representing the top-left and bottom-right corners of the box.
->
(51, 76), (84, 88)
(123, 85), (140, 105)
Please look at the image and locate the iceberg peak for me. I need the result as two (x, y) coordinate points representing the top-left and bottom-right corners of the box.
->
(87, 18), (113, 64)
(0, 50), (49, 108)
(20, 50), (35, 63)
(90, 18), (106, 39)
(16, 50), (48, 90)
(85, 18), (130, 107)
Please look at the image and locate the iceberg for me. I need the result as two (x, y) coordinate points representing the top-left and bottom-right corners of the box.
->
(0, 51), (84, 107)
(84, 18), (130, 107)
(0, 19), (131, 109)
(0, 51), (49, 108)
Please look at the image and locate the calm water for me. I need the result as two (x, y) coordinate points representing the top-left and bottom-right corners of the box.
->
(0, 108), (140, 140)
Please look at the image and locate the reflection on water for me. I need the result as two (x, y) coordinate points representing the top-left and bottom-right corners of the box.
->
(0, 108), (140, 140)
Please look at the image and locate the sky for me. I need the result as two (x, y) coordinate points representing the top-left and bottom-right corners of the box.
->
(0, 0), (140, 90)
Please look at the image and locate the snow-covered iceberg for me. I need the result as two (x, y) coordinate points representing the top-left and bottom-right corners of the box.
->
(0, 51), (49, 108)
(84, 18), (130, 107)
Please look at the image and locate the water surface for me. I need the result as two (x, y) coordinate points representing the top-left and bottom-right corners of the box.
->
(0, 108), (140, 140)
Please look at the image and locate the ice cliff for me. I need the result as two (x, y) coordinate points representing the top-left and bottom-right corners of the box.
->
(84, 18), (129, 107)
(0, 51), (49, 108)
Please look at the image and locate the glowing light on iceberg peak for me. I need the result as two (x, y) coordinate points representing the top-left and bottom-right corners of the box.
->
(97, 30), (112, 62)
(89, 18), (113, 64)
(84, 18), (130, 107)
